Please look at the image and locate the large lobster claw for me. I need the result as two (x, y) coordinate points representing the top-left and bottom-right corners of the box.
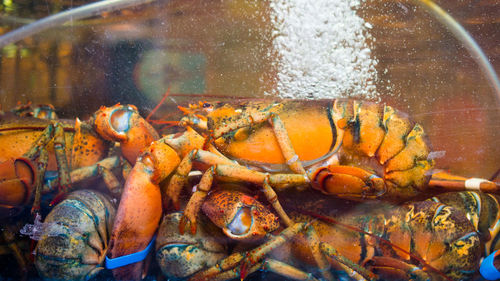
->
(202, 190), (280, 242)
(107, 140), (180, 280)
(92, 104), (159, 165)
(0, 158), (35, 218)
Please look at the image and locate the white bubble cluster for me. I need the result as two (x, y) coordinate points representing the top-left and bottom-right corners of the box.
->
(268, 0), (378, 100)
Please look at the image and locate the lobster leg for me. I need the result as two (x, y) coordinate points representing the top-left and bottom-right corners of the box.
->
(178, 162), (308, 235)
(236, 223), (372, 281)
(165, 149), (235, 211)
(68, 155), (121, 191)
(17, 122), (72, 213)
(97, 164), (121, 195)
(23, 123), (54, 160)
(260, 259), (320, 281)
(261, 177), (294, 227)
(190, 258), (320, 281)
(32, 149), (48, 214)
(303, 225), (335, 281)
(320, 242), (377, 281)
(52, 123), (71, 193)
(180, 166), (215, 235)
(209, 110), (308, 176)
(238, 223), (308, 279)
(270, 114), (308, 175)
(262, 179), (334, 281)
(365, 256), (432, 281)
(23, 124), (52, 214)
(46, 122), (73, 205)
(189, 223), (308, 281)
(188, 251), (246, 281)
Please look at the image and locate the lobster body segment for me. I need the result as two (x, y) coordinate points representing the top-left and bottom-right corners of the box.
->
(209, 100), (337, 165)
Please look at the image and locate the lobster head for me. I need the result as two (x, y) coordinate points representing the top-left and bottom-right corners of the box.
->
(202, 190), (280, 242)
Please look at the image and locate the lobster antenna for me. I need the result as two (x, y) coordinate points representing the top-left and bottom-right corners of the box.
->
(300, 209), (453, 281)
(146, 87), (171, 122)
(490, 168), (500, 182)
(416, 0), (500, 104)
(0, 0), (155, 48)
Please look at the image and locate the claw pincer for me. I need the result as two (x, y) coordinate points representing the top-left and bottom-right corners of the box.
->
(106, 140), (180, 280)
(202, 190), (280, 241)
(92, 104), (159, 165)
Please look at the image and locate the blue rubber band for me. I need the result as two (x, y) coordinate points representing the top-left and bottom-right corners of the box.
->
(481, 250), (500, 280)
(105, 235), (156, 269)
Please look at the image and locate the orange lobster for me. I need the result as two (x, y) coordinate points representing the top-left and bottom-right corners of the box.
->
(0, 104), (158, 217)
(156, 188), (491, 281)
(100, 99), (498, 280)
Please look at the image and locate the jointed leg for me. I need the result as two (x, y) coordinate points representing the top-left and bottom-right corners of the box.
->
(320, 242), (377, 281)
(97, 164), (121, 195)
(261, 177), (293, 227)
(304, 226), (334, 281)
(261, 259), (319, 281)
(365, 256), (431, 281)
(269, 115), (307, 175)
(31, 149), (48, 214)
(210, 111), (388, 199)
(52, 123), (71, 192)
(165, 149), (236, 210)
(23, 122), (72, 213)
(179, 166), (215, 234)
(178, 162), (309, 234)
(190, 258), (319, 281)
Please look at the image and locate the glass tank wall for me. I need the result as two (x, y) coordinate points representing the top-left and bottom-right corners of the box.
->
(0, 0), (498, 280)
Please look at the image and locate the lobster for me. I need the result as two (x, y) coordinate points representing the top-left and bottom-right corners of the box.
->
(101, 99), (499, 280)
(0, 103), (158, 279)
(156, 188), (494, 281)
(0, 103), (158, 217)
(34, 189), (116, 281)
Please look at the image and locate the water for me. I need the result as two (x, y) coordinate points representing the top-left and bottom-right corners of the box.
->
(0, 0), (499, 280)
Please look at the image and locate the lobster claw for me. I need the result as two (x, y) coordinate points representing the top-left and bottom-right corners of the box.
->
(92, 104), (159, 165)
(309, 165), (387, 199)
(108, 140), (180, 280)
(201, 190), (280, 241)
(0, 158), (35, 218)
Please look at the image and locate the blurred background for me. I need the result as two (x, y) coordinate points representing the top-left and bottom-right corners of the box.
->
(0, 0), (498, 179)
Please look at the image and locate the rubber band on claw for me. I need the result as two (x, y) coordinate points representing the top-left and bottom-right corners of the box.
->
(105, 235), (156, 269)
(480, 250), (500, 280)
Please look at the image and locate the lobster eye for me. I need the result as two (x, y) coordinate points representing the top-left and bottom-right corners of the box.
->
(110, 108), (132, 133)
(227, 206), (252, 236)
